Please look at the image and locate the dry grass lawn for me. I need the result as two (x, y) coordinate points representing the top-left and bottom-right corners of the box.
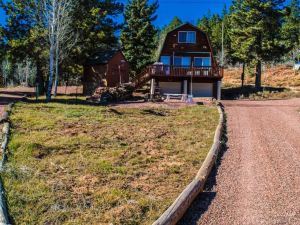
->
(223, 65), (300, 88)
(2, 99), (219, 225)
(222, 65), (300, 100)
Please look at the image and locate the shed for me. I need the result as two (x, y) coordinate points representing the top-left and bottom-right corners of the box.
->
(82, 50), (129, 96)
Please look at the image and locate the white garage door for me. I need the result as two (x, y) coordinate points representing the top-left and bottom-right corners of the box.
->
(191, 83), (213, 97)
(159, 82), (181, 95)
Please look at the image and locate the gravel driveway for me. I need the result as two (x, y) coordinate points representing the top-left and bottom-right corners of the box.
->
(180, 98), (300, 225)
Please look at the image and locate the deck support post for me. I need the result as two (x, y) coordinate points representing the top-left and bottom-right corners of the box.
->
(217, 80), (222, 100)
(183, 80), (188, 95)
(183, 80), (188, 101)
(150, 78), (155, 100)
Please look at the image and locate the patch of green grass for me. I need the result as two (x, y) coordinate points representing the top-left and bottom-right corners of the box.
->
(2, 100), (219, 225)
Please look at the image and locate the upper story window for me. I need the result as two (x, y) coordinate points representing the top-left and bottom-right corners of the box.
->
(178, 31), (196, 43)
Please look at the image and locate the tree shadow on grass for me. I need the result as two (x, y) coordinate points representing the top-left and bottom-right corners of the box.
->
(222, 85), (287, 100)
(142, 109), (167, 117)
(23, 95), (147, 107)
(178, 112), (228, 225)
(0, 90), (35, 97)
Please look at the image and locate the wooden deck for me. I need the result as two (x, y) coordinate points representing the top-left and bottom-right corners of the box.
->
(148, 65), (224, 78)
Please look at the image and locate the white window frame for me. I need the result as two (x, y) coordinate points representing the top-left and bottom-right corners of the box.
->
(178, 31), (197, 44)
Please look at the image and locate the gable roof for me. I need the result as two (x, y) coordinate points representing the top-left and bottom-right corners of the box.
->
(156, 23), (213, 61)
(85, 50), (121, 66)
(168, 22), (203, 34)
(156, 23), (206, 60)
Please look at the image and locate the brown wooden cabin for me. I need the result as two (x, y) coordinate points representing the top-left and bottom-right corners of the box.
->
(144, 23), (223, 99)
(82, 50), (129, 96)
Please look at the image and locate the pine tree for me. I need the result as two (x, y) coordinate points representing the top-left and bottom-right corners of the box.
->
(229, 0), (286, 89)
(0, 26), (5, 61)
(281, 0), (300, 64)
(197, 15), (211, 37)
(121, 0), (159, 76)
(0, 0), (48, 93)
(0, 0), (123, 95)
(161, 16), (182, 34)
(72, 0), (123, 62)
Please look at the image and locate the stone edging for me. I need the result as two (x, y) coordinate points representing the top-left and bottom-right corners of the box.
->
(152, 102), (225, 225)
(0, 103), (14, 225)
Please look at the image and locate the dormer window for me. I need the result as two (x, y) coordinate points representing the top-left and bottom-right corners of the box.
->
(178, 31), (196, 43)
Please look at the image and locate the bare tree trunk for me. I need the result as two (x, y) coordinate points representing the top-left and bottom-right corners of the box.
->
(54, 39), (59, 97)
(241, 63), (245, 88)
(36, 60), (45, 95)
(47, 43), (55, 101)
(25, 59), (29, 86)
(44, 0), (77, 100)
(46, 0), (56, 101)
(255, 60), (262, 90)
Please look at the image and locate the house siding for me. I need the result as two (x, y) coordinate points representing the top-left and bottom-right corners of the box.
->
(83, 51), (129, 96)
(153, 23), (221, 99)
(160, 24), (215, 67)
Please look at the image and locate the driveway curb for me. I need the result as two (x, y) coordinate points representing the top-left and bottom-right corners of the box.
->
(152, 102), (225, 225)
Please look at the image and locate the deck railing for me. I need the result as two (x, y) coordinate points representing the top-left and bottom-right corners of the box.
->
(148, 65), (224, 78)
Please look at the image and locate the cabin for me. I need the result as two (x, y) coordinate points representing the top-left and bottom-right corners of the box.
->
(139, 23), (223, 100)
(82, 50), (129, 96)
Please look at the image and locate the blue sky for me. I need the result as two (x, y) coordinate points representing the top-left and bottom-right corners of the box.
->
(0, 0), (292, 28)
(0, 0), (232, 27)
(118, 0), (233, 27)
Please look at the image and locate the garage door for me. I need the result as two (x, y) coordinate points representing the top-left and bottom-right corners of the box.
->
(159, 82), (181, 95)
(191, 83), (213, 97)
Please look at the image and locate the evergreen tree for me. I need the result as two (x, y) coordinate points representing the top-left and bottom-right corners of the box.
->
(0, 0), (123, 95)
(72, 0), (123, 63)
(0, 0), (48, 93)
(121, 0), (159, 76)
(0, 26), (5, 61)
(281, 0), (300, 63)
(197, 15), (211, 37)
(161, 16), (182, 34)
(229, 0), (286, 89)
(209, 14), (222, 53)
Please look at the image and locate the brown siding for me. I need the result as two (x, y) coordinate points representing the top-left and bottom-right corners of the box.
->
(106, 52), (129, 87)
(160, 24), (215, 67)
(83, 64), (107, 96)
(82, 51), (129, 96)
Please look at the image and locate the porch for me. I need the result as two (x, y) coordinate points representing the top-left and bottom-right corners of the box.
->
(147, 65), (224, 78)
(149, 78), (222, 100)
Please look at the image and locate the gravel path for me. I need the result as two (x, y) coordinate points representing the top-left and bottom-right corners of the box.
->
(180, 98), (300, 225)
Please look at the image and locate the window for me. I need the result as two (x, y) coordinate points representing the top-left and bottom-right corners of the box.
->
(194, 57), (211, 67)
(178, 31), (196, 43)
(160, 56), (171, 65)
(174, 57), (191, 67)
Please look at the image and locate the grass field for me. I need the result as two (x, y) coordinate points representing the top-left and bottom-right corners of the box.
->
(2, 100), (219, 225)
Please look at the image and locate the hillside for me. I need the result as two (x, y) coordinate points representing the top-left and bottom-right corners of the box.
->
(223, 65), (300, 88)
